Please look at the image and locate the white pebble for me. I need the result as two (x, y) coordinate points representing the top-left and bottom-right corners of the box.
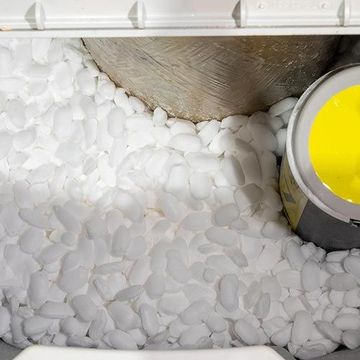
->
(67, 336), (95, 348)
(107, 302), (140, 331)
(329, 273), (357, 291)
(0, 78), (25, 93)
(139, 304), (159, 337)
(241, 153), (262, 185)
(275, 128), (287, 156)
(334, 314), (360, 330)
(185, 153), (219, 172)
(28, 272), (48, 308)
(301, 260), (320, 292)
(189, 173), (211, 200)
(181, 212), (212, 231)
(222, 156), (245, 186)
(219, 274), (239, 311)
(39, 244), (67, 265)
(71, 295), (97, 322)
(114, 191), (144, 223)
(271, 324), (292, 347)
(103, 329), (137, 350)
(344, 256), (360, 278)
(344, 289), (360, 307)
(179, 324), (211, 347)
(38, 302), (75, 319)
(234, 184), (263, 212)
(286, 240), (306, 271)
(19, 209), (48, 229)
(23, 316), (53, 336)
(158, 193), (186, 222)
(98, 80), (116, 100)
(248, 123), (277, 151)
(0, 46), (13, 77)
(159, 294), (189, 315)
(262, 220), (289, 239)
(205, 227), (237, 247)
(254, 293), (271, 319)
(315, 320), (342, 343)
(291, 311), (312, 345)
(19, 227), (45, 254)
(206, 313), (226, 333)
(343, 330), (360, 349)
(277, 270), (302, 290)
(88, 310), (106, 340)
(77, 69), (96, 96)
(214, 204), (239, 226)
(145, 274), (165, 299)
(169, 134), (201, 152)
(0, 132), (12, 160)
(234, 319), (259, 345)
(326, 250), (349, 263)
(269, 97), (297, 117)
(115, 286), (143, 302)
(129, 96), (145, 113)
(58, 267), (88, 293)
(107, 108), (126, 138)
(269, 116), (284, 133)
(167, 253), (191, 284)
(198, 120), (220, 146)
(153, 107), (167, 126)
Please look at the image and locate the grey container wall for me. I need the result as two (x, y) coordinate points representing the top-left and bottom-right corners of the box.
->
(84, 36), (340, 121)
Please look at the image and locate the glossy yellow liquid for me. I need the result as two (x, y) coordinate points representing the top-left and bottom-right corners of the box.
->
(309, 85), (360, 204)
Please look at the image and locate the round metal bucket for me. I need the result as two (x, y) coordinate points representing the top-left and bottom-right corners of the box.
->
(84, 36), (339, 121)
(280, 65), (360, 251)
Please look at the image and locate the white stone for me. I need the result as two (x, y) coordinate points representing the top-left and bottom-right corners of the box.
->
(0, 132), (12, 160)
(334, 314), (360, 331)
(291, 311), (312, 345)
(222, 156), (245, 186)
(28, 272), (49, 308)
(23, 316), (53, 337)
(205, 227), (238, 247)
(302, 260), (320, 292)
(213, 205), (239, 229)
(269, 97), (297, 117)
(219, 274), (240, 311)
(71, 295), (97, 322)
(169, 134), (201, 153)
(315, 320), (342, 343)
(114, 191), (144, 223)
(234, 319), (259, 345)
(344, 256), (360, 278)
(343, 330), (360, 350)
(185, 153), (219, 172)
(234, 184), (263, 213)
(180, 300), (212, 325)
(38, 302), (75, 319)
(107, 302), (141, 331)
(153, 107), (167, 126)
(329, 273), (357, 291)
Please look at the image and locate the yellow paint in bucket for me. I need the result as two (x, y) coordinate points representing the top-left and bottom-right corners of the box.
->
(309, 85), (360, 204)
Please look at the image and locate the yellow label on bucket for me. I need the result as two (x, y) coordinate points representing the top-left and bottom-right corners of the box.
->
(309, 85), (360, 204)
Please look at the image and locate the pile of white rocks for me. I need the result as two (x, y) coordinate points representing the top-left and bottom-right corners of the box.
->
(0, 38), (359, 360)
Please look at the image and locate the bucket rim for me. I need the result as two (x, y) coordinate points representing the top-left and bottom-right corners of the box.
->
(286, 63), (360, 223)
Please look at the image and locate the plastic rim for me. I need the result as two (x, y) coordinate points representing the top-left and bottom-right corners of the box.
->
(286, 64), (360, 223)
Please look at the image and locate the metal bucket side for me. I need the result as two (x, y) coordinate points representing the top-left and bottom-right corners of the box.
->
(280, 130), (360, 251)
(83, 36), (340, 121)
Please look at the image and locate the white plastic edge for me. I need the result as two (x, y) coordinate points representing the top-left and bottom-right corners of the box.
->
(14, 345), (287, 360)
(2, 0), (360, 37)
